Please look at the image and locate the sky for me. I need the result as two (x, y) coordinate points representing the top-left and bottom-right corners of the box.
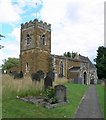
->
(0, 0), (105, 65)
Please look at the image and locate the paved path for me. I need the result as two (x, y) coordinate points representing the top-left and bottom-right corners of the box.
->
(73, 85), (104, 118)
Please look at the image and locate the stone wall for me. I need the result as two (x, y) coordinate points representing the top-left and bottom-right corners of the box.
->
(20, 19), (97, 85)
(20, 19), (51, 75)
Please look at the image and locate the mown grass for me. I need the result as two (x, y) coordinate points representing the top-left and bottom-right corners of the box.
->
(96, 85), (105, 117)
(2, 74), (88, 118)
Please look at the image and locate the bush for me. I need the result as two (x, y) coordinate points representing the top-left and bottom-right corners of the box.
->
(43, 87), (57, 104)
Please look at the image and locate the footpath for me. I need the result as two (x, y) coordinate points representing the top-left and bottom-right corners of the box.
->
(73, 85), (104, 118)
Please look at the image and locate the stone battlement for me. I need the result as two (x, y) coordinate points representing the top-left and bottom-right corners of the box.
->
(21, 19), (51, 31)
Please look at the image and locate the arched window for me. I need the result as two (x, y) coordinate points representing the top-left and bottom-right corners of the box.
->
(41, 34), (46, 45)
(26, 62), (28, 72)
(26, 33), (31, 45)
(60, 61), (64, 77)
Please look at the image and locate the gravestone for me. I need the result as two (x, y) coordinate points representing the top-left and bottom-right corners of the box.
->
(14, 71), (23, 79)
(31, 72), (40, 82)
(44, 76), (53, 89)
(20, 71), (23, 78)
(36, 70), (45, 79)
(46, 71), (55, 81)
(54, 85), (67, 102)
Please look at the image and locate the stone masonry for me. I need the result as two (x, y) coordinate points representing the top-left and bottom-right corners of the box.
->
(20, 19), (97, 85)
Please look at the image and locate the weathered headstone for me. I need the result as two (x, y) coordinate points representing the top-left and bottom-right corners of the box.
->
(36, 70), (45, 79)
(46, 71), (55, 81)
(31, 72), (40, 82)
(14, 71), (23, 79)
(44, 76), (53, 89)
(20, 71), (23, 78)
(54, 85), (67, 102)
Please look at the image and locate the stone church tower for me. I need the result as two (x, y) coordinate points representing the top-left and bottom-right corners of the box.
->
(20, 19), (51, 74)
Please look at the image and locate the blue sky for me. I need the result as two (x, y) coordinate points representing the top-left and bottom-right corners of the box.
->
(0, 0), (104, 65)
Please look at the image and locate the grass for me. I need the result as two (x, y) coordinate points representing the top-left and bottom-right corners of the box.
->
(2, 74), (88, 118)
(96, 84), (105, 117)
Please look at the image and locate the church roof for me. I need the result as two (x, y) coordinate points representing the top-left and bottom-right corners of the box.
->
(69, 66), (80, 71)
(51, 54), (87, 63)
(79, 54), (96, 69)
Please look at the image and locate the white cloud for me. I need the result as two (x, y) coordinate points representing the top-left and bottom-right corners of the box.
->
(0, 41), (20, 65)
(0, 27), (20, 65)
(16, 0), (42, 8)
(0, 0), (104, 64)
(0, 0), (42, 23)
(40, 0), (104, 61)
(11, 27), (20, 42)
(0, 0), (22, 23)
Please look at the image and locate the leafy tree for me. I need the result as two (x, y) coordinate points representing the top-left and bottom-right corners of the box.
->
(0, 34), (5, 49)
(2, 57), (19, 71)
(64, 52), (67, 57)
(63, 51), (77, 58)
(71, 51), (77, 58)
(95, 46), (106, 79)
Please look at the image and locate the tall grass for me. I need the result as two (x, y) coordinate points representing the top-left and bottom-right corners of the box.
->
(2, 74), (43, 97)
(2, 74), (88, 118)
(2, 74), (68, 98)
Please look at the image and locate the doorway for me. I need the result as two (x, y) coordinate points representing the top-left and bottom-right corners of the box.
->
(84, 72), (87, 84)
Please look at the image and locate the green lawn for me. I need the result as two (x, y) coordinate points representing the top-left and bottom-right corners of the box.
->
(96, 85), (105, 117)
(2, 83), (88, 118)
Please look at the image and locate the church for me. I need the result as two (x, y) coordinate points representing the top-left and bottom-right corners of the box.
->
(20, 19), (98, 84)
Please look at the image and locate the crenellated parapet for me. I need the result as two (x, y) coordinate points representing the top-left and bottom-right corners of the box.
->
(21, 19), (51, 31)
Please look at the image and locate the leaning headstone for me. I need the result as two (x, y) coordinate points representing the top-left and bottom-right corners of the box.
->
(31, 72), (40, 82)
(14, 72), (21, 79)
(20, 71), (23, 78)
(46, 71), (55, 81)
(36, 70), (45, 79)
(44, 76), (53, 89)
(54, 85), (67, 103)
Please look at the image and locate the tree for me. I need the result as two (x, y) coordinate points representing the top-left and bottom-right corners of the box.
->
(0, 34), (5, 49)
(2, 57), (19, 71)
(63, 51), (77, 58)
(95, 46), (106, 79)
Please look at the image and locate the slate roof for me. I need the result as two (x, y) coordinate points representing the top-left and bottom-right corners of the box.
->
(51, 54), (96, 69)
(51, 54), (87, 63)
(79, 54), (96, 69)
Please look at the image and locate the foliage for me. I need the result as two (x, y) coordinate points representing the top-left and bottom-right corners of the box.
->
(95, 46), (106, 79)
(43, 87), (57, 104)
(2, 81), (88, 117)
(0, 34), (5, 49)
(2, 57), (19, 71)
(64, 51), (77, 58)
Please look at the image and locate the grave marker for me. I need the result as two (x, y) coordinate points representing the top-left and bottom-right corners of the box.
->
(54, 85), (67, 102)
(44, 76), (53, 89)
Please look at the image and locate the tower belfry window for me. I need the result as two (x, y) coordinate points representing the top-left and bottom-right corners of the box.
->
(41, 34), (46, 45)
(26, 33), (31, 45)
